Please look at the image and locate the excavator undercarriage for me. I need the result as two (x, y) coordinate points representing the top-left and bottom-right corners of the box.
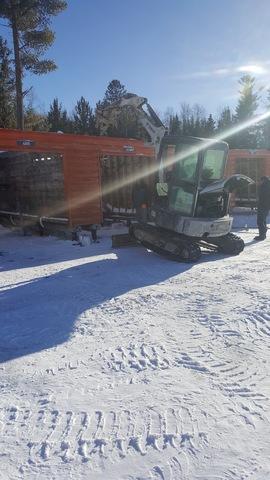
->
(112, 222), (245, 263)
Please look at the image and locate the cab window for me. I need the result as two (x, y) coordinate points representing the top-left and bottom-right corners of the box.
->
(174, 145), (198, 183)
(202, 149), (225, 182)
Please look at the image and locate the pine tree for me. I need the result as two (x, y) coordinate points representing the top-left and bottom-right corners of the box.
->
(47, 98), (71, 133)
(96, 79), (140, 138)
(217, 107), (233, 132)
(73, 97), (95, 135)
(204, 114), (215, 136)
(235, 75), (259, 120)
(102, 79), (127, 106)
(234, 75), (260, 148)
(47, 98), (62, 132)
(0, 0), (67, 129)
(61, 110), (72, 133)
(0, 36), (15, 128)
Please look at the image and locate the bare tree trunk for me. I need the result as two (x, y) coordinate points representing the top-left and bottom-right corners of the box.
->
(11, 7), (23, 130)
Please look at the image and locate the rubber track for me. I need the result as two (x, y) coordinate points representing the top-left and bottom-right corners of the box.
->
(139, 240), (202, 263)
(207, 233), (245, 255)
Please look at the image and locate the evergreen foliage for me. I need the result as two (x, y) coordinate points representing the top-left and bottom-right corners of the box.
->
(47, 97), (71, 133)
(24, 103), (49, 131)
(73, 96), (95, 135)
(102, 79), (127, 106)
(204, 114), (215, 136)
(0, 36), (16, 128)
(0, 0), (67, 129)
(234, 75), (260, 148)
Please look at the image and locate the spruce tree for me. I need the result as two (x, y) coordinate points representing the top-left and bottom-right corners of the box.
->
(0, 0), (67, 129)
(61, 110), (72, 133)
(0, 36), (15, 128)
(73, 96), (95, 135)
(234, 75), (260, 148)
(47, 98), (71, 133)
(217, 107), (233, 132)
(235, 75), (259, 120)
(204, 114), (215, 136)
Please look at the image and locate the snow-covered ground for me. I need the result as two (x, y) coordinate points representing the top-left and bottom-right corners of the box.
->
(0, 212), (270, 480)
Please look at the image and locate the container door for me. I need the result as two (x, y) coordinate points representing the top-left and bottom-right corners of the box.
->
(100, 155), (155, 220)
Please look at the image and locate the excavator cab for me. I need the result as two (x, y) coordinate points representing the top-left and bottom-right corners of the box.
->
(158, 136), (228, 218)
(147, 135), (253, 248)
(155, 136), (252, 219)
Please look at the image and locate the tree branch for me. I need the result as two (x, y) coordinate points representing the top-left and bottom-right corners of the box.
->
(23, 86), (33, 97)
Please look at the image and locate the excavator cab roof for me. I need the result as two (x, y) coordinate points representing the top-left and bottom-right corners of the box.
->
(160, 134), (228, 150)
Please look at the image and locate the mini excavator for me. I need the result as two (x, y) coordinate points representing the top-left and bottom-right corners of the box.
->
(96, 94), (253, 262)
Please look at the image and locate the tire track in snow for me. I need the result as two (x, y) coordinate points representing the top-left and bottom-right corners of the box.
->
(27, 408), (66, 464)
(0, 406), (204, 470)
(242, 303), (270, 340)
(106, 343), (170, 374)
(104, 340), (267, 412)
(174, 346), (267, 404)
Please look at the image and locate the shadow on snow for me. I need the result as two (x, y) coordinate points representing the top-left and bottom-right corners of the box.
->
(0, 237), (227, 363)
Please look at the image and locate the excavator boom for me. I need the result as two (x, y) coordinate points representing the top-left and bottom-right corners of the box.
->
(96, 93), (166, 155)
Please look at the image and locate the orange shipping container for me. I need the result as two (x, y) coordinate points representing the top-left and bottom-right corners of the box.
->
(0, 129), (155, 228)
(227, 149), (270, 206)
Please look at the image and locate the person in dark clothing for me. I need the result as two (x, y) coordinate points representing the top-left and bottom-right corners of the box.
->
(254, 176), (270, 241)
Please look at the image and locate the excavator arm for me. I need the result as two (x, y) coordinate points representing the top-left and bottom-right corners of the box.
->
(96, 93), (166, 155)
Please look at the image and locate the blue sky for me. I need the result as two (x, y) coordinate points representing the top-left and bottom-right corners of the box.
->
(2, 0), (270, 117)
